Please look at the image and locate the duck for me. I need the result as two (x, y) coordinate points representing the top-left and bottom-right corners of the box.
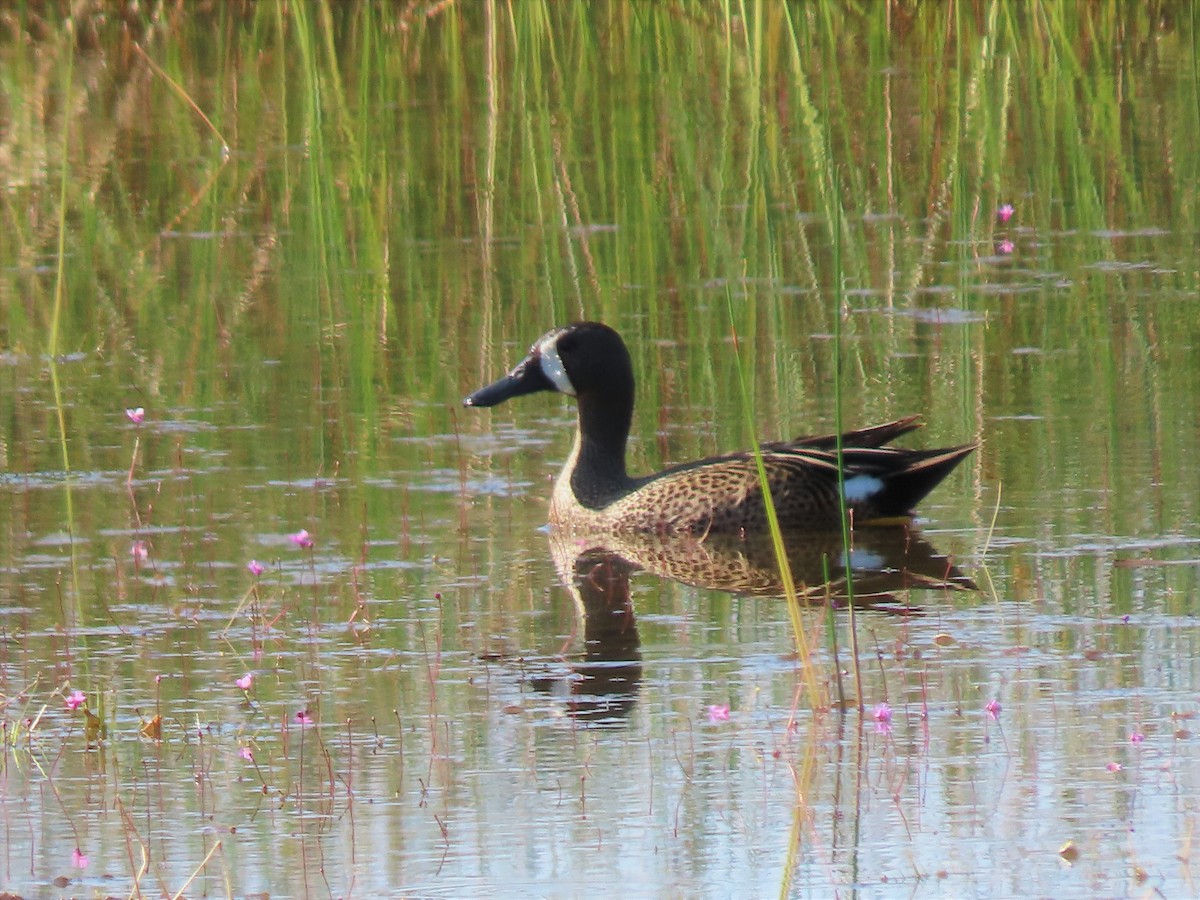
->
(464, 322), (976, 535)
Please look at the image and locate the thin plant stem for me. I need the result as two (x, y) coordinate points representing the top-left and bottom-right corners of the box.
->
(46, 21), (81, 627)
(725, 292), (823, 712)
(830, 166), (864, 716)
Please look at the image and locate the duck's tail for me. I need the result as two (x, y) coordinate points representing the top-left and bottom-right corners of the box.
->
(867, 443), (978, 519)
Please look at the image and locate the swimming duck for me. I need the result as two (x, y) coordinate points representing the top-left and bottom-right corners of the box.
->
(464, 322), (976, 534)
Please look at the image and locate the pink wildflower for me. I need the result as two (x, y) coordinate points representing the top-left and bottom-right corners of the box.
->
(236, 673), (253, 692)
(126, 407), (145, 425)
(295, 710), (314, 725)
(72, 848), (89, 868)
(997, 239), (1014, 255)
(873, 702), (893, 733)
(289, 529), (314, 549)
(65, 689), (87, 711)
(131, 540), (149, 563)
(706, 704), (730, 722)
(247, 559), (265, 577)
(1106, 762), (1123, 773)
(239, 746), (254, 761)
(1130, 730), (1146, 744)
(985, 699), (1002, 720)
(997, 204), (1015, 223)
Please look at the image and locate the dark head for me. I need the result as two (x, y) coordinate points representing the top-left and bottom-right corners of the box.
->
(464, 323), (637, 496)
(463, 322), (634, 411)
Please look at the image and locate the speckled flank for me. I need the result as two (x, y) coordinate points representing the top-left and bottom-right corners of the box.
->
(550, 436), (974, 535)
(555, 448), (872, 534)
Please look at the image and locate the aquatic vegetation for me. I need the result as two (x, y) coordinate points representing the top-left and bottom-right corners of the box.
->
(873, 702), (893, 733)
(289, 529), (315, 549)
(706, 704), (731, 723)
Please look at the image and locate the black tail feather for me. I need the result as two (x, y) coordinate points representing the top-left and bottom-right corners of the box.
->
(871, 444), (977, 517)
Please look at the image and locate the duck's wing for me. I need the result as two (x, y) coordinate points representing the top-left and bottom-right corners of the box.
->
(758, 441), (974, 525)
(618, 440), (975, 533)
(773, 415), (926, 451)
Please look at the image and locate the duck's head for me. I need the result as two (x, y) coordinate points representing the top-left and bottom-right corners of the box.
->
(463, 322), (633, 409)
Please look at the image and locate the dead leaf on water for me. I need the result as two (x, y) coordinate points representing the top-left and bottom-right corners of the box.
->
(933, 633), (955, 647)
(141, 714), (163, 740)
(83, 709), (106, 744)
(1058, 840), (1079, 863)
(1113, 557), (1158, 568)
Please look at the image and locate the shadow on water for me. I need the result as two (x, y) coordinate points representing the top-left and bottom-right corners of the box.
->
(534, 526), (973, 723)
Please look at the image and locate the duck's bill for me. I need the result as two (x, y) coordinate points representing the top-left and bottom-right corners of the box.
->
(463, 355), (553, 407)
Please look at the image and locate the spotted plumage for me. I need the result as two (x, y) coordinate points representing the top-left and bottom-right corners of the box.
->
(465, 322), (976, 534)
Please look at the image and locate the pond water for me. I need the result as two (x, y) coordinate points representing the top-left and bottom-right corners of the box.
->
(2, 3), (1199, 898)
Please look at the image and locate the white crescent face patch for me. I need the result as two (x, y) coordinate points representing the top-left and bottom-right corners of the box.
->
(538, 335), (576, 396)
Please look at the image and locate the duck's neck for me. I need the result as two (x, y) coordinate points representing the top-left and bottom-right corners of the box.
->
(567, 391), (635, 509)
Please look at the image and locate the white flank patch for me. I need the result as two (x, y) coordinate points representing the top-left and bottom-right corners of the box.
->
(840, 548), (884, 571)
(539, 337), (576, 395)
(842, 474), (883, 503)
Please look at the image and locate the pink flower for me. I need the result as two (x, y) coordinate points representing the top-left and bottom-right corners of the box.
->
(247, 559), (265, 577)
(997, 203), (1015, 223)
(295, 710), (314, 725)
(706, 704), (730, 722)
(66, 689), (87, 710)
(873, 702), (893, 733)
(71, 848), (88, 868)
(1106, 762), (1123, 773)
(289, 529), (314, 549)
(126, 407), (145, 425)
(997, 239), (1014, 255)
(131, 540), (149, 563)
(985, 699), (1002, 720)
(1130, 730), (1146, 744)
(239, 746), (254, 761)
(236, 673), (253, 691)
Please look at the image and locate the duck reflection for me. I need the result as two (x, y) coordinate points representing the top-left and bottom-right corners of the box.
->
(537, 526), (972, 722)
(528, 549), (643, 723)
